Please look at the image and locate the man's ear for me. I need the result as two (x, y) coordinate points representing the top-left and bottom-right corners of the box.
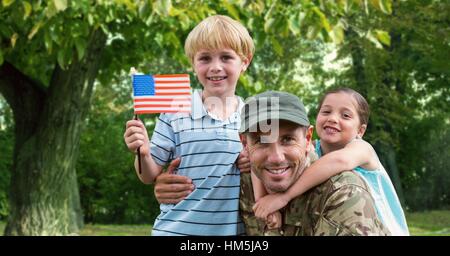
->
(304, 126), (314, 157)
(357, 124), (367, 139)
(240, 134), (248, 148)
(305, 126), (313, 145)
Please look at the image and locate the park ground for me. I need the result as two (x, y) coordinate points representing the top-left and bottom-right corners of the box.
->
(0, 210), (449, 236)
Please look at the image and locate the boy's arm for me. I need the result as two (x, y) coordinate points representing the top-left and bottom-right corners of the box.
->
(134, 152), (163, 184)
(124, 119), (163, 184)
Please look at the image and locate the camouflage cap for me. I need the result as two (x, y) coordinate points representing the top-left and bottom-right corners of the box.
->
(239, 91), (310, 133)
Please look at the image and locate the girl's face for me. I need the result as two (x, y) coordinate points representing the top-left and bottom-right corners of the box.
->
(193, 48), (248, 98)
(316, 92), (366, 149)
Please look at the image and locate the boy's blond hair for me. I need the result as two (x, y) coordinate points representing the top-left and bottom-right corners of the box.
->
(184, 15), (254, 64)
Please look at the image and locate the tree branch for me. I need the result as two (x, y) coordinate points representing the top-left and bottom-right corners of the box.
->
(0, 61), (47, 144)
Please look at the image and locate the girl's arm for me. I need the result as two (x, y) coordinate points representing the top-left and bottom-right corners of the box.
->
(283, 139), (377, 202)
(253, 139), (377, 219)
(251, 171), (268, 201)
(251, 170), (282, 228)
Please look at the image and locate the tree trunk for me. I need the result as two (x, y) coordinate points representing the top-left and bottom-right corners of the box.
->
(0, 29), (106, 235)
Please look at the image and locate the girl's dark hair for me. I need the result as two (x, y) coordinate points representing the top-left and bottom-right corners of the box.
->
(317, 88), (370, 125)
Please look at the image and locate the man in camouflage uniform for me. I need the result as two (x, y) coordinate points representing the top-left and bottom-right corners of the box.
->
(239, 91), (389, 236)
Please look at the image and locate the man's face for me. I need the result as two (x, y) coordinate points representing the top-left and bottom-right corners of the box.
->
(241, 120), (312, 193)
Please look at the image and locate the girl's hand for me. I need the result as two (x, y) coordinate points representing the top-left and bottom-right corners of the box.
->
(266, 211), (282, 230)
(252, 193), (290, 221)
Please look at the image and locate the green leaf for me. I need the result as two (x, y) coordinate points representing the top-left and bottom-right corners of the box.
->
(366, 30), (383, 49)
(255, 81), (262, 92)
(138, 1), (150, 18)
(270, 37), (283, 56)
(312, 7), (331, 32)
(2, 0), (14, 7)
(57, 49), (65, 68)
(379, 0), (392, 14)
(153, 0), (172, 16)
(375, 29), (391, 46)
(223, 3), (240, 20)
(87, 13), (94, 26)
(44, 30), (52, 52)
(288, 14), (300, 35)
(23, 1), (32, 18)
(10, 33), (18, 47)
(53, 0), (67, 12)
(306, 25), (320, 40)
(74, 38), (86, 60)
(28, 21), (43, 40)
(264, 18), (275, 33)
(329, 23), (344, 44)
(45, 1), (57, 18)
(264, 1), (275, 21)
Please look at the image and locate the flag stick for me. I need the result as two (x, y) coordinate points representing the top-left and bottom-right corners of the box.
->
(134, 114), (142, 174)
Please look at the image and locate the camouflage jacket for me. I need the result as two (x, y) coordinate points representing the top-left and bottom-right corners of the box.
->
(239, 171), (391, 236)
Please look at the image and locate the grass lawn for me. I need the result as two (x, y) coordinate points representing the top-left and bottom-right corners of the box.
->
(1, 210), (449, 236)
(405, 210), (450, 236)
(79, 223), (151, 236)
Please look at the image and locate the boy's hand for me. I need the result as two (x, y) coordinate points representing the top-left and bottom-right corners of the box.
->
(236, 150), (251, 173)
(154, 158), (194, 204)
(124, 119), (150, 156)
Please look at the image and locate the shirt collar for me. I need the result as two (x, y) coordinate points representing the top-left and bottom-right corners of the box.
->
(191, 89), (207, 120)
(191, 89), (245, 121)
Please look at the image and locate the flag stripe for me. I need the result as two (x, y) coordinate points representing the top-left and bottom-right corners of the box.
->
(134, 104), (191, 108)
(154, 74), (189, 78)
(154, 87), (190, 90)
(154, 80), (190, 84)
(155, 92), (191, 96)
(135, 101), (191, 106)
(153, 89), (191, 93)
(135, 109), (191, 114)
(135, 99), (191, 103)
(134, 96), (191, 100)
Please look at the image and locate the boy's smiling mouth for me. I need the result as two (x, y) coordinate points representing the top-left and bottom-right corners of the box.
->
(207, 76), (227, 81)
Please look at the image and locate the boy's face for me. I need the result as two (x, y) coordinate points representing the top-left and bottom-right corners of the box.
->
(193, 48), (249, 97)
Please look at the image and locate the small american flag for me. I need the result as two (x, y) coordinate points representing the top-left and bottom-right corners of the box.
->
(132, 74), (191, 114)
